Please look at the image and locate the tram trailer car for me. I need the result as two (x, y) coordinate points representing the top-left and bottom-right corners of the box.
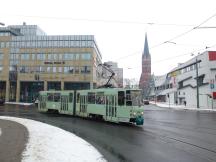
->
(38, 88), (144, 125)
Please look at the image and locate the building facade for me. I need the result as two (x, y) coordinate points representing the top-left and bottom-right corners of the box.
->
(0, 24), (102, 102)
(151, 51), (216, 109)
(139, 33), (151, 98)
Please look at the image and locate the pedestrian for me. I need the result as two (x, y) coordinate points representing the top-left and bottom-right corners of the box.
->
(184, 100), (186, 106)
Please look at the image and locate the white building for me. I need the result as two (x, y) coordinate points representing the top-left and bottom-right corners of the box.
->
(151, 51), (216, 109)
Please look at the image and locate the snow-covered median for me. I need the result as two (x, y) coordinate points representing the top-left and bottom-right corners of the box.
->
(0, 116), (106, 162)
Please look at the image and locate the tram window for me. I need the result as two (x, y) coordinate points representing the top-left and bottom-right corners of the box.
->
(47, 93), (53, 101)
(118, 91), (125, 106)
(96, 92), (104, 104)
(126, 90), (131, 100)
(54, 93), (60, 102)
(77, 93), (80, 103)
(69, 93), (73, 102)
(126, 90), (132, 106)
(88, 92), (95, 104)
(96, 96), (105, 104)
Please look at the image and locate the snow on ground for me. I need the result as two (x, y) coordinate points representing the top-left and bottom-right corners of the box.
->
(0, 116), (106, 162)
(5, 102), (33, 106)
(150, 102), (216, 112)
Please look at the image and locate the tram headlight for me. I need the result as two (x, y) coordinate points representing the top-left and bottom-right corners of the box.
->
(133, 112), (136, 116)
(141, 112), (144, 115)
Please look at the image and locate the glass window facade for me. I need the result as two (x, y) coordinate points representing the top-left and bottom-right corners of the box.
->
(21, 54), (30, 60)
(0, 54), (3, 60)
(81, 53), (91, 60)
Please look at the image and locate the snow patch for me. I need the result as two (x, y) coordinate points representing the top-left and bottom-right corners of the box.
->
(5, 102), (33, 106)
(0, 116), (106, 162)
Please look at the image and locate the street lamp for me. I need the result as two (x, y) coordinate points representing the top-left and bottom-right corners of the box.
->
(191, 53), (200, 108)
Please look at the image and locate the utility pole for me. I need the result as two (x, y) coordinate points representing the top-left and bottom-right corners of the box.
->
(195, 57), (200, 108)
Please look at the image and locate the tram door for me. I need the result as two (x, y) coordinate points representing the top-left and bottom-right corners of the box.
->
(60, 95), (69, 113)
(105, 95), (117, 121)
(80, 95), (87, 117)
(39, 95), (46, 110)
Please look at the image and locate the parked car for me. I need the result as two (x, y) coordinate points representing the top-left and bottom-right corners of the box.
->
(143, 100), (150, 105)
(0, 98), (5, 106)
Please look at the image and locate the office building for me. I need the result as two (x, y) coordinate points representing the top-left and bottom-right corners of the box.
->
(0, 23), (102, 102)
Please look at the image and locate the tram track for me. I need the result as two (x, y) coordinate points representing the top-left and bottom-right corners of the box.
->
(2, 104), (216, 162)
(143, 128), (216, 162)
(140, 118), (216, 162)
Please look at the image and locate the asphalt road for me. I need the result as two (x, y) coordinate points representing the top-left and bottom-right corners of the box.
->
(1, 104), (216, 162)
(0, 119), (28, 162)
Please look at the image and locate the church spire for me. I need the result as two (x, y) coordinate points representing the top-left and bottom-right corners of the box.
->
(143, 33), (150, 56)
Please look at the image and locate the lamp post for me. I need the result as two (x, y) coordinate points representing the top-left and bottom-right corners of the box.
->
(195, 56), (200, 108)
(191, 53), (200, 108)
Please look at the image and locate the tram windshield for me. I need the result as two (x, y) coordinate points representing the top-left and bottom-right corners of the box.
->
(126, 90), (142, 106)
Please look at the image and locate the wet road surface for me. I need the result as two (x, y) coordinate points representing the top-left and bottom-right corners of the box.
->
(1, 104), (216, 162)
(0, 119), (28, 162)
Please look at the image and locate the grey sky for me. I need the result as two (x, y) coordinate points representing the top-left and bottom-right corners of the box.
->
(1, 0), (216, 79)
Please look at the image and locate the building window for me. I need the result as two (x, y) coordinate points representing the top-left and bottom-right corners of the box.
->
(75, 54), (79, 60)
(81, 66), (91, 74)
(75, 66), (79, 74)
(58, 67), (62, 73)
(10, 54), (19, 60)
(32, 54), (36, 60)
(35, 66), (40, 73)
(64, 67), (70, 73)
(69, 67), (74, 73)
(47, 67), (52, 73)
(178, 81), (183, 89)
(197, 75), (204, 86)
(40, 66), (46, 73)
(48, 54), (53, 60)
(81, 53), (91, 60)
(0, 54), (3, 60)
(64, 53), (74, 60)
(53, 67), (57, 73)
(37, 53), (45, 60)
(59, 54), (63, 60)
(21, 54), (30, 60)
(53, 54), (58, 60)
(19, 66), (29, 73)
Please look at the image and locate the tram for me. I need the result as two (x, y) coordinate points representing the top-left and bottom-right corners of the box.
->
(38, 88), (144, 125)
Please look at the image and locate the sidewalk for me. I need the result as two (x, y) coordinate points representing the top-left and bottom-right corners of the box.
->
(150, 101), (216, 112)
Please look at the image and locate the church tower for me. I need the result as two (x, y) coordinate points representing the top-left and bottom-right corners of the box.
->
(139, 33), (151, 98)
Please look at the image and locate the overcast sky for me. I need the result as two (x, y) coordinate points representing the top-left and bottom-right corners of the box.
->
(1, 0), (216, 79)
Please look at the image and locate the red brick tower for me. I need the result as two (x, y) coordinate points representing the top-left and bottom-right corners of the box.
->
(139, 33), (151, 98)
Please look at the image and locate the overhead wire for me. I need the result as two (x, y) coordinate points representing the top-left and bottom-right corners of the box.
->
(115, 11), (216, 62)
(123, 43), (216, 70)
(0, 14), (195, 27)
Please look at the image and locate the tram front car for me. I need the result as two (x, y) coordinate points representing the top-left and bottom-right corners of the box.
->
(121, 89), (144, 125)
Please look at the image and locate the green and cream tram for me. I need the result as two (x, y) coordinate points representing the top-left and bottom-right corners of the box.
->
(38, 88), (144, 125)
